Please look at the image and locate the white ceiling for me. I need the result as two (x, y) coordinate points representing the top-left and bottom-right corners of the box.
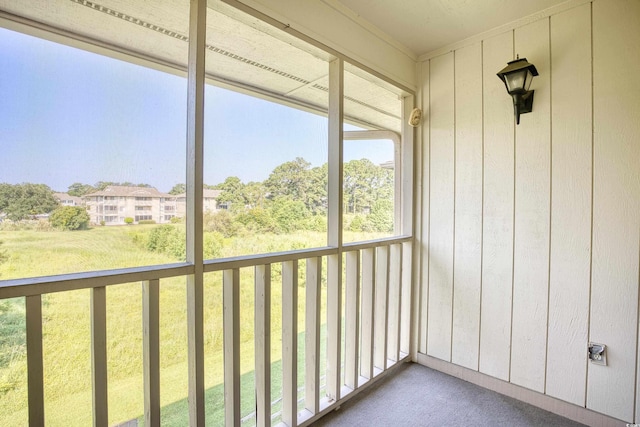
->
(335, 0), (570, 56)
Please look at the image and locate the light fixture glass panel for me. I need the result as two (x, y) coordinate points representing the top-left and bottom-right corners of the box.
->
(523, 69), (534, 91)
(505, 70), (527, 93)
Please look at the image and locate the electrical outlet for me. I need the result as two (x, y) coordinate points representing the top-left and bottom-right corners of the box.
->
(588, 343), (607, 366)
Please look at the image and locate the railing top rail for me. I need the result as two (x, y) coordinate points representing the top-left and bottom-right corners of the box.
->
(343, 235), (412, 251)
(0, 263), (193, 299)
(203, 247), (338, 272)
(0, 235), (412, 299)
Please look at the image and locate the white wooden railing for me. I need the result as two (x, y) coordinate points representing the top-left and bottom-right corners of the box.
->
(0, 236), (412, 427)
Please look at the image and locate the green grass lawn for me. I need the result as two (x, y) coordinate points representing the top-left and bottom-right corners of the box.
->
(0, 225), (378, 425)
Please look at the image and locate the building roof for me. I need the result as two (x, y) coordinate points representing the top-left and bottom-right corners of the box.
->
(53, 192), (84, 203)
(174, 189), (222, 199)
(84, 185), (172, 198)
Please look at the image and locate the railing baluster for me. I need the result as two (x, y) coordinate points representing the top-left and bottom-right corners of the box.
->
(26, 295), (44, 427)
(326, 253), (342, 401)
(374, 246), (390, 371)
(305, 257), (321, 414)
(143, 279), (160, 427)
(388, 244), (402, 362)
(360, 248), (375, 380)
(255, 265), (271, 427)
(282, 260), (298, 426)
(344, 251), (360, 390)
(401, 241), (413, 355)
(91, 286), (108, 427)
(224, 268), (241, 427)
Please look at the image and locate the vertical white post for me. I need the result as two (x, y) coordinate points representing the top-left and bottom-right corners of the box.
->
(255, 265), (271, 427)
(400, 241), (413, 356)
(305, 257), (322, 414)
(327, 57), (344, 401)
(91, 287), (108, 427)
(344, 250), (361, 390)
(401, 95), (415, 237)
(282, 261), (298, 426)
(186, 0), (206, 425)
(224, 269), (241, 427)
(26, 295), (44, 427)
(387, 244), (402, 362)
(374, 245), (390, 371)
(143, 279), (160, 427)
(360, 248), (376, 380)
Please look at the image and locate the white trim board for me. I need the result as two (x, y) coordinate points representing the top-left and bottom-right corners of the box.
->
(418, 0), (594, 62)
(416, 353), (628, 427)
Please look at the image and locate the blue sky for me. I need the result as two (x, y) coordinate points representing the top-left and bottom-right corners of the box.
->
(0, 27), (393, 193)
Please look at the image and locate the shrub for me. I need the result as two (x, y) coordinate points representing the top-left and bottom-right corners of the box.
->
(49, 206), (90, 231)
(145, 225), (185, 260)
(203, 232), (224, 259)
(368, 199), (393, 232)
(270, 197), (309, 233)
(204, 210), (241, 238)
(124, 217), (134, 225)
(0, 241), (7, 266)
(348, 214), (373, 232)
(236, 208), (278, 233)
(138, 220), (156, 225)
(300, 215), (327, 232)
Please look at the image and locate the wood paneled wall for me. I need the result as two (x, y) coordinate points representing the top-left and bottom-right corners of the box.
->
(416, 0), (640, 422)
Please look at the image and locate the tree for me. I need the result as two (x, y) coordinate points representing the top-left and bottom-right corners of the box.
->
(243, 181), (268, 209)
(368, 198), (394, 232)
(49, 206), (90, 230)
(265, 157), (312, 201)
(343, 159), (393, 214)
(264, 157), (327, 214)
(169, 183), (186, 195)
(270, 197), (310, 233)
(0, 183), (59, 221)
(67, 182), (95, 197)
(214, 176), (246, 212)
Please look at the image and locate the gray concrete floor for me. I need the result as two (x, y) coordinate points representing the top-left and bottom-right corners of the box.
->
(312, 362), (587, 426)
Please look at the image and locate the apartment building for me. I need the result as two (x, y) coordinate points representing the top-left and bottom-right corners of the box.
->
(83, 185), (178, 225)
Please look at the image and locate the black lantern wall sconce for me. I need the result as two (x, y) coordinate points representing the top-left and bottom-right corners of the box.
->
(496, 56), (538, 125)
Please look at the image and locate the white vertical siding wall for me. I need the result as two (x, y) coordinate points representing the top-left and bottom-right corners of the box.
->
(427, 52), (455, 362)
(510, 17), (551, 393)
(417, 0), (640, 423)
(546, 3), (592, 407)
(451, 42), (483, 371)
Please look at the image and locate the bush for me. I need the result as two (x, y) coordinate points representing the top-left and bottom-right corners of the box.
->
(145, 225), (185, 260)
(368, 199), (393, 232)
(270, 197), (309, 233)
(300, 215), (327, 232)
(204, 210), (242, 238)
(0, 241), (7, 266)
(138, 220), (156, 225)
(348, 214), (373, 232)
(203, 232), (224, 259)
(49, 206), (90, 231)
(236, 208), (278, 233)
(124, 217), (134, 225)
